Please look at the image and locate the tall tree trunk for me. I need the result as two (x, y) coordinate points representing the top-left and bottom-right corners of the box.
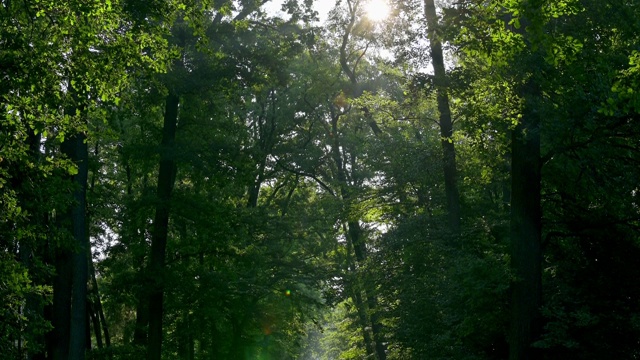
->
(347, 221), (386, 360)
(508, 3), (544, 358)
(508, 82), (542, 360)
(424, 0), (461, 235)
(49, 266), (72, 360)
(328, 106), (386, 359)
(335, 5), (386, 357)
(147, 92), (180, 360)
(367, 289), (386, 360)
(341, 222), (376, 358)
(51, 131), (89, 360)
(351, 286), (376, 358)
(64, 132), (90, 360)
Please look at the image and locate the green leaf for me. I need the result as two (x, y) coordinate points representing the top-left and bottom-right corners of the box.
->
(67, 164), (78, 175)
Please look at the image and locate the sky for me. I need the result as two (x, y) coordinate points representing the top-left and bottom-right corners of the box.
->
(263, 0), (336, 23)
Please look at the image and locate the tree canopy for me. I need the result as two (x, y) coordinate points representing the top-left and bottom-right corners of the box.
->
(2, 0), (640, 359)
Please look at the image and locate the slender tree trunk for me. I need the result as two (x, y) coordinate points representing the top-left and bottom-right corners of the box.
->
(247, 157), (266, 208)
(118, 125), (149, 347)
(351, 286), (376, 358)
(177, 311), (194, 360)
(340, 222), (375, 359)
(334, 5), (386, 356)
(88, 298), (103, 348)
(367, 291), (386, 360)
(424, 0), (461, 235)
(328, 106), (386, 359)
(187, 314), (194, 360)
(347, 221), (386, 360)
(89, 254), (111, 347)
(87, 251), (104, 349)
(147, 92), (180, 360)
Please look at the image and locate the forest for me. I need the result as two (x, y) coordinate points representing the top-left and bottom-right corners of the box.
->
(2, 0), (640, 359)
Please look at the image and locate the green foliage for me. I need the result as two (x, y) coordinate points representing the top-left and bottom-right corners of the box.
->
(375, 213), (511, 359)
(0, 253), (51, 357)
(3, 0), (640, 358)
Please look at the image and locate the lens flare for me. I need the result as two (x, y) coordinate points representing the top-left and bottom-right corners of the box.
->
(364, 0), (390, 22)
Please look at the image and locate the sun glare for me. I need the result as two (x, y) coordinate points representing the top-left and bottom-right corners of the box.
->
(364, 0), (390, 22)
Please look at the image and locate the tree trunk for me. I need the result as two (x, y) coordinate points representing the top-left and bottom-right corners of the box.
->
(87, 252), (104, 349)
(51, 131), (89, 360)
(88, 298), (103, 348)
(133, 291), (149, 345)
(147, 92), (180, 360)
(64, 132), (89, 360)
(177, 311), (194, 360)
(347, 221), (386, 360)
(367, 290), (386, 360)
(50, 226), (72, 357)
(424, 0), (461, 235)
(508, 80), (542, 360)
(247, 157), (266, 208)
(334, 5), (387, 356)
(85, 301), (92, 351)
(351, 286), (376, 358)
(507, 3), (544, 358)
(89, 254), (111, 347)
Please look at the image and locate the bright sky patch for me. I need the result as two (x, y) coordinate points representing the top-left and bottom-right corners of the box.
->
(364, 0), (390, 22)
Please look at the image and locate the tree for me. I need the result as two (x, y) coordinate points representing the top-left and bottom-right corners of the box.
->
(424, 0), (461, 235)
(4, 0), (640, 358)
(447, 0), (640, 358)
(1, 0), (175, 357)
